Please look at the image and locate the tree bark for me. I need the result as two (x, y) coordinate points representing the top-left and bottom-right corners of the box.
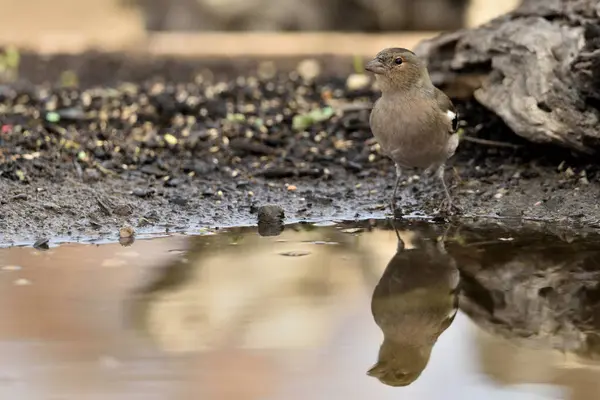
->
(415, 0), (600, 154)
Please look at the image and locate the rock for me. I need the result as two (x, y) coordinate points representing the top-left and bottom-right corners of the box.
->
(257, 205), (285, 237)
(132, 188), (155, 198)
(43, 202), (60, 211)
(415, 0), (600, 153)
(164, 178), (183, 187)
(83, 168), (101, 182)
(119, 225), (135, 238)
(169, 196), (188, 206)
(143, 210), (160, 222)
(140, 165), (168, 177)
(113, 204), (133, 216)
(33, 237), (50, 250)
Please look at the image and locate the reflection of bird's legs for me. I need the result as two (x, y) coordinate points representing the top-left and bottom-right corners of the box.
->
(390, 217), (402, 243)
(436, 223), (454, 254)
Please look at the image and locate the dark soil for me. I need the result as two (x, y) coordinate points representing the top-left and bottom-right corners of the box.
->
(2, 51), (600, 245)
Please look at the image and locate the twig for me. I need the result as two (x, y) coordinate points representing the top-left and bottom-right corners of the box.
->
(461, 135), (522, 149)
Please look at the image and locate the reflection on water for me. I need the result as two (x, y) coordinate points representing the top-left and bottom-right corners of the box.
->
(368, 225), (459, 386)
(1, 220), (600, 399)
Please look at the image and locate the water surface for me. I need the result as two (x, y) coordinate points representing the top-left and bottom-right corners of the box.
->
(1, 219), (600, 400)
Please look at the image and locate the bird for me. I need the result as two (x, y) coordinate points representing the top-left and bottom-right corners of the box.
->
(367, 222), (459, 387)
(365, 47), (460, 215)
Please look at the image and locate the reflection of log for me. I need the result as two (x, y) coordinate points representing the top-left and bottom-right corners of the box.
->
(446, 224), (600, 362)
(415, 0), (600, 153)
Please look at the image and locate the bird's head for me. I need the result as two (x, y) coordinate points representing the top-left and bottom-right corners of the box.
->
(367, 339), (433, 387)
(365, 47), (429, 92)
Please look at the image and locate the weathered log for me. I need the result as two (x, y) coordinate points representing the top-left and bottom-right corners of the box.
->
(415, 0), (600, 154)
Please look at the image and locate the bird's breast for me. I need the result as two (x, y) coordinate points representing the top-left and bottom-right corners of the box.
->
(370, 99), (451, 169)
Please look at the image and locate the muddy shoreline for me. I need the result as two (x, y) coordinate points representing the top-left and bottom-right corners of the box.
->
(2, 51), (600, 245)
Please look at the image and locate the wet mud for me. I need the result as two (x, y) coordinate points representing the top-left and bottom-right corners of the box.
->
(1, 51), (600, 245)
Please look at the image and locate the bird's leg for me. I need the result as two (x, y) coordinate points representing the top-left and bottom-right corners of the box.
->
(451, 166), (462, 189)
(436, 164), (461, 214)
(391, 165), (402, 217)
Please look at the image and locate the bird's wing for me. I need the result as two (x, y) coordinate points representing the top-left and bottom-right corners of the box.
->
(434, 88), (458, 134)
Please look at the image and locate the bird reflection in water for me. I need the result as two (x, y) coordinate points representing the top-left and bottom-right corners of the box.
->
(368, 222), (460, 387)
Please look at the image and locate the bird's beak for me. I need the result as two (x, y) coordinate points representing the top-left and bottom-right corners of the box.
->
(365, 59), (386, 75)
(366, 365), (378, 377)
(367, 362), (385, 377)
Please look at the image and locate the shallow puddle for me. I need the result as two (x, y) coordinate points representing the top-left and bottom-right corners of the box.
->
(1, 219), (600, 399)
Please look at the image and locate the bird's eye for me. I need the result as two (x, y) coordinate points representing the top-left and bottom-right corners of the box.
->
(394, 57), (403, 65)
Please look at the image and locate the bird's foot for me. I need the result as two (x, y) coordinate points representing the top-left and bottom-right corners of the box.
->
(437, 198), (462, 216)
(390, 199), (403, 219)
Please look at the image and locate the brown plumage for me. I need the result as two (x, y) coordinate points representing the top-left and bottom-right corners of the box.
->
(368, 227), (459, 387)
(366, 47), (460, 214)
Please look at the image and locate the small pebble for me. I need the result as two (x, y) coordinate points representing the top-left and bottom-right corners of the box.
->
(14, 278), (31, 286)
(119, 225), (135, 238)
(83, 168), (101, 182)
(346, 73), (370, 91)
(33, 238), (50, 250)
(565, 167), (575, 177)
(287, 185), (297, 192)
(257, 205), (285, 237)
(163, 133), (178, 145)
(257, 61), (277, 80)
(169, 196), (188, 206)
(297, 59), (321, 81)
(132, 188), (154, 198)
(113, 204), (133, 216)
(43, 202), (60, 211)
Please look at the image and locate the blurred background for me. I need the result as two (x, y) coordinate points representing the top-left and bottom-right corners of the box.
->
(0, 0), (520, 52)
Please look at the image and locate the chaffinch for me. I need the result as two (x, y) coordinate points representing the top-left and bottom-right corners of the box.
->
(365, 47), (460, 214)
